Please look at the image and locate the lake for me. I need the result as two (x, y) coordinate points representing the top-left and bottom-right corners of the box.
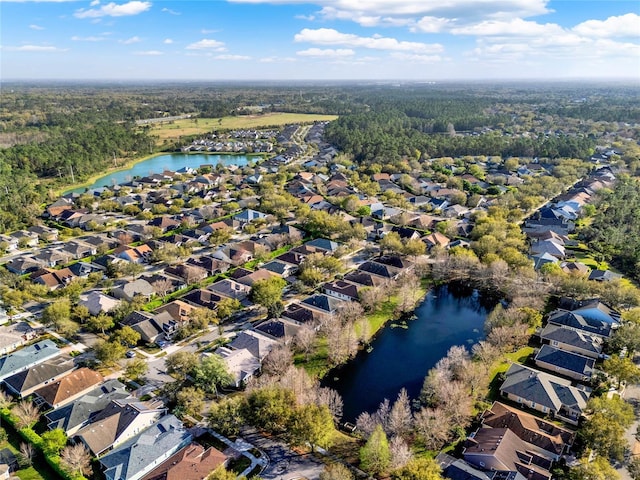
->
(323, 284), (495, 422)
(67, 153), (255, 194)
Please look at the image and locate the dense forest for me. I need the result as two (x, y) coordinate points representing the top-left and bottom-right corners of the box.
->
(580, 176), (640, 282)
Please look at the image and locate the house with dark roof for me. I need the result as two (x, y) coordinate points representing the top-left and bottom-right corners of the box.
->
(323, 280), (360, 302)
(463, 428), (553, 480)
(301, 294), (344, 316)
(46, 379), (130, 436)
(207, 279), (251, 302)
(74, 399), (166, 456)
(33, 367), (103, 409)
(571, 300), (621, 326)
(261, 260), (297, 278)
(100, 415), (191, 480)
(304, 238), (340, 253)
(4, 257), (43, 275)
(539, 324), (603, 359)
(358, 261), (400, 279)
(546, 310), (612, 338)
(141, 442), (227, 480)
(499, 363), (591, 425)
(343, 270), (386, 288)
(3, 356), (76, 398)
(0, 340), (61, 382)
(282, 303), (318, 326)
(480, 402), (575, 458)
(253, 319), (301, 344)
(534, 345), (595, 382)
(186, 256), (230, 276)
(436, 453), (526, 480)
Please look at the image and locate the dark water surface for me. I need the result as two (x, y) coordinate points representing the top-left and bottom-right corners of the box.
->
(323, 284), (495, 422)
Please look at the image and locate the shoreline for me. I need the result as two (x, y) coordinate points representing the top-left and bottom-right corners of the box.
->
(59, 150), (269, 195)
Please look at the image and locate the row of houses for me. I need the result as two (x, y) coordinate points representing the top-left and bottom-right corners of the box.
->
(0, 339), (233, 480)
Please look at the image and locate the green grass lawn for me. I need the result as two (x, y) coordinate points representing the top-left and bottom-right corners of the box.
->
(294, 337), (330, 378)
(148, 113), (338, 143)
(0, 429), (58, 480)
(487, 346), (535, 402)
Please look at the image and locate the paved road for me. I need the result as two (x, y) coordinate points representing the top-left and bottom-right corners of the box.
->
(240, 427), (326, 480)
(617, 381), (640, 480)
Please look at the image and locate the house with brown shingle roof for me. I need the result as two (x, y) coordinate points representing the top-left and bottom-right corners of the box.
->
(34, 367), (103, 409)
(142, 443), (227, 480)
(480, 402), (575, 459)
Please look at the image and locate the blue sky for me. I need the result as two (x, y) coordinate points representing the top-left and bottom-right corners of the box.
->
(1, 0), (639, 81)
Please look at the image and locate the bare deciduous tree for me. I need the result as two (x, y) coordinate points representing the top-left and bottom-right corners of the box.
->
(316, 387), (343, 423)
(60, 444), (93, 477)
(294, 327), (316, 360)
(389, 436), (413, 470)
(12, 400), (39, 428)
(19, 442), (34, 467)
(414, 407), (451, 450)
(388, 388), (413, 439)
(262, 344), (293, 377)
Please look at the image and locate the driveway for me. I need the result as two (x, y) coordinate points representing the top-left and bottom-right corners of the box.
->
(240, 427), (325, 480)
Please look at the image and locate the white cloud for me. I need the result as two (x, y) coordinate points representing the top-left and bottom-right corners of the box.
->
(90, 0), (100, 5)
(29, 24), (45, 30)
(230, 0), (551, 26)
(163, 38), (173, 44)
(297, 47), (355, 57)
(120, 36), (141, 44)
(133, 50), (163, 55)
(71, 35), (107, 41)
(74, 1), (151, 19)
(2, 44), (67, 52)
(411, 16), (452, 33)
(573, 13), (640, 38)
(295, 14), (315, 21)
(294, 28), (442, 53)
(259, 56), (297, 63)
(451, 18), (564, 36)
(186, 38), (226, 51)
(161, 7), (180, 15)
(215, 54), (251, 60)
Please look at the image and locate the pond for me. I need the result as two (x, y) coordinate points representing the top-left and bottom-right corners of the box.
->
(66, 153), (256, 194)
(322, 284), (496, 423)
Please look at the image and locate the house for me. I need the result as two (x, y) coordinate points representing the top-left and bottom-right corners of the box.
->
(186, 256), (230, 276)
(32, 268), (77, 290)
(588, 269), (622, 282)
(282, 303), (319, 326)
(154, 300), (195, 324)
(61, 241), (97, 260)
(0, 322), (37, 356)
(213, 347), (261, 387)
(358, 261), (400, 280)
(481, 402), (575, 458)
(33, 249), (73, 268)
(423, 232), (450, 250)
(530, 252), (558, 271)
(253, 319), (301, 344)
(539, 324), (603, 359)
(560, 261), (590, 276)
(181, 289), (223, 310)
(228, 330), (278, 361)
(164, 264), (207, 285)
(79, 291), (121, 316)
(324, 280), (360, 302)
(463, 428), (553, 480)
(301, 294), (345, 317)
(3, 356), (76, 398)
(390, 226), (421, 241)
(206, 279), (251, 302)
(4, 256), (44, 275)
(114, 244), (153, 264)
(27, 225), (59, 242)
(121, 311), (178, 344)
(0, 448), (19, 476)
(74, 399), (166, 456)
(236, 269), (278, 287)
(233, 209), (268, 225)
(10, 230), (39, 247)
(499, 363), (591, 425)
(304, 238), (340, 254)
(45, 379), (131, 436)
(343, 270), (387, 288)
(0, 340), (61, 382)
(141, 442), (228, 480)
(546, 310), (613, 338)
(534, 345), (595, 382)
(112, 279), (156, 302)
(33, 367), (103, 409)
(436, 453), (503, 480)
(570, 299), (621, 326)
(100, 415), (192, 480)
(530, 239), (565, 259)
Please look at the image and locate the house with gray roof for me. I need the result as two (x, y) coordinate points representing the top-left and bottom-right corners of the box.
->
(228, 330), (278, 361)
(45, 379), (131, 436)
(100, 415), (191, 480)
(112, 279), (155, 302)
(571, 300), (621, 326)
(534, 345), (595, 382)
(301, 294), (345, 316)
(0, 322), (37, 356)
(0, 340), (61, 382)
(539, 324), (603, 359)
(547, 310), (612, 338)
(358, 261), (400, 279)
(499, 363), (591, 426)
(74, 399), (166, 456)
(304, 238), (340, 253)
(213, 347), (261, 388)
(3, 356), (76, 398)
(79, 291), (121, 316)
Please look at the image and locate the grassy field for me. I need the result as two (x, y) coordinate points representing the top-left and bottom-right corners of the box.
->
(147, 113), (338, 142)
(487, 346), (535, 401)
